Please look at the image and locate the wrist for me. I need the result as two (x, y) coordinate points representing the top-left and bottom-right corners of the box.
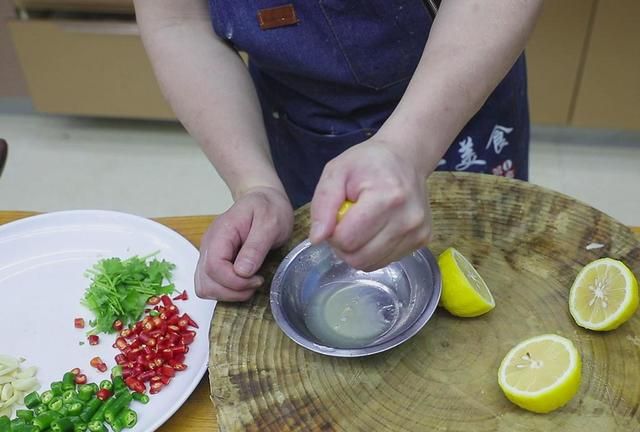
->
(375, 113), (450, 178)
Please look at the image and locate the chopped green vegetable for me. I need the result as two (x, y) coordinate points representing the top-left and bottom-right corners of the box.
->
(0, 417), (9, 432)
(131, 392), (149, 404)
(23, 391), (41, 409)
(51, 381), (64, 396)
(62, 373), (76, 392)
(82, 254), (176, 334)
(15, 410), (34, 423)
(51, 418), (74, 432)
(78, 385), (95, 402)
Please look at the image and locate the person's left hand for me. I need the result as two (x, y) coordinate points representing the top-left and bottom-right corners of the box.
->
(309, 136), (433, 271)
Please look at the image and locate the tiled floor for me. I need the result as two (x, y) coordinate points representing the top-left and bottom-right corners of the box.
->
(1, 113), (639, 226)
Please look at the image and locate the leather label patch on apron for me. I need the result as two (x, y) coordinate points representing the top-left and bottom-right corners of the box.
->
(257, 4), (299, 30)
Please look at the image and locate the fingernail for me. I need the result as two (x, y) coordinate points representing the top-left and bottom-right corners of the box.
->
(235, 258), (255, 276)
(251, 277), (264, 289)
(310, 221), (323, 242)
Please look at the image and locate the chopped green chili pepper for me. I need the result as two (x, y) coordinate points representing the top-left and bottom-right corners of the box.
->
(41, 390), (55, 405)
(51, 381), (65, 396)
(51, 418), (74, 432)
(90, 402), (108, 423)
(23, 391), (42, 409)
(62, 372), (77, 391)
(103, 392), (132, 426)
(79, 398), (102, 423)
(63, 389), (79, 404)
(99, 380), (112, 391)
(111, 366), (123, 379)
(117, 408), (137, 429)
(111, 375), (125, 392)
(34, 412), (56, 430)
(58, 406), (70, 417)
(0, 416), (9, 432)
(32, 404), (48, 416)
(67, 402), (84, 417)
(87, 383), (99, 394)
(87, 420), (107, 432)
(49, 396), (64, 412)
(16, 409), (34, 423)
(11, 418), (26, 428)
(11, 424), (36, 432)
(74, 422), (88, 432)
(131, 392), (149, 404)
(77, 384), (95, 402)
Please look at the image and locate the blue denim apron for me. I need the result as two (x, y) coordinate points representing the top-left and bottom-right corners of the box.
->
(209, 1), (530, 208)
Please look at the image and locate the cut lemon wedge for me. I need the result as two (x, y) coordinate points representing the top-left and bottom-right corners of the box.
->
(437, 247), (495, 317)
(569, 258), (638, 331)
(498, 334), (581, 413)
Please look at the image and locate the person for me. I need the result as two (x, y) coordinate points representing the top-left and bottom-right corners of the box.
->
(134, 0), (542, 301)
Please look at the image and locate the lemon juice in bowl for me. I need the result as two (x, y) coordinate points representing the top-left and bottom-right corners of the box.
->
(303, 279), (401, 349)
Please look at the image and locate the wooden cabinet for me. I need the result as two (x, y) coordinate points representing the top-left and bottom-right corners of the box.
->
(9, 18), (174, 119)
(6, 0), (640, 129)
(571, 0), (640, 130)
(525, 0), (595, 125)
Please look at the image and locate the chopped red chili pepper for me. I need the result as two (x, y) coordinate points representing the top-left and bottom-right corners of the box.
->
(138, 370), (156, 382)
(90, 356), (104, 368)
(147, 296), (161, 305)
(112, 319), (124, 331)
(150, 381), (164, 394)
(74, 373), (87, 385)
(125, 377), (146, 394)
(182, 313), (199, 329)
(160, 364), (175, 378)
(74, 318), (85, 329)
(70, 368), (81, 376)
(115, 337), (128, 350)
(172, 290), (188, 301)
(88, 335), (100, 346)
(96, 388), (112, 401)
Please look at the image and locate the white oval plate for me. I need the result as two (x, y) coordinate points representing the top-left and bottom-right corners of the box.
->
(0, 210), (215, 431)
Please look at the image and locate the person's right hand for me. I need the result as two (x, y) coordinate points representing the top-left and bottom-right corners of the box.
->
(195, 186), (294, 301)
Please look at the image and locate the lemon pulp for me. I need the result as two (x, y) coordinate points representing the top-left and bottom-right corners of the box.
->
(498, 334), (581, 413)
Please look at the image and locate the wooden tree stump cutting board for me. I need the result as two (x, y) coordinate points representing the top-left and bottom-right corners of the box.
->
(208, 172), (640, 431)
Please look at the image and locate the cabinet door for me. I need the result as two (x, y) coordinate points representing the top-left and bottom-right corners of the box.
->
(572, 0), (640, 131)
(526, 0), (595, 125)
(9, 19), (175, 120)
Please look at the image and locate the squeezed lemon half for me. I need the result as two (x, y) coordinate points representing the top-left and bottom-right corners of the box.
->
(438, 247), (495, 317)
(498, 334), (581, 413)
(569, 258), (638, 331)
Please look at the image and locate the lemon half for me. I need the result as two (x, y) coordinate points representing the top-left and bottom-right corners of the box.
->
(569, 258), (638, 331)
(438, 247), (495, 317)
(498, 334), (581, 413)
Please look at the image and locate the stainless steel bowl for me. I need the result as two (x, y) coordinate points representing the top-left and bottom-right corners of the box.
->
(270, 240), (441, 357)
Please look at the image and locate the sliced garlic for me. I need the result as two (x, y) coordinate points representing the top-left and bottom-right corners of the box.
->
(0, 356), (19, 369)
(15, 367), (37, 379)
(0, 383), (13, 401)
(13, 378), (38, 392)
(0, 355), (39, 418)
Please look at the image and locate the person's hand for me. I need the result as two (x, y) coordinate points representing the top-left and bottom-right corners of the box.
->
(195, 186), (294, 301)
(309, 137), (433, 271)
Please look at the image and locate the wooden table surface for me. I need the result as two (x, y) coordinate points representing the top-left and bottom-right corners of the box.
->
(0, 210), (638, 432)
